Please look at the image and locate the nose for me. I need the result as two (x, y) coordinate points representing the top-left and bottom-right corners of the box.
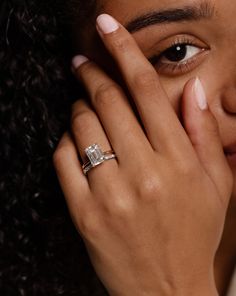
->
(221, 87), (236, 115)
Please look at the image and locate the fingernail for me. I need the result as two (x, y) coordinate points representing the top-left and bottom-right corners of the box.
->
(96, 14), (119, 34)
(72, 55), (89, 71)
(194, 77), (208, 110)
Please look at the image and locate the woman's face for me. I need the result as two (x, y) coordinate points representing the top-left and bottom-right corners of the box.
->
(77, 0), (236, 199)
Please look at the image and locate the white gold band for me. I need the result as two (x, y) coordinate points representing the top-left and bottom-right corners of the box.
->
(82, 144), (116, 175)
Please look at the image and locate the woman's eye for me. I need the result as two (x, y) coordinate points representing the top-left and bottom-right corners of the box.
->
(149, 42), (208, 76)
(160, 44), (203, 64)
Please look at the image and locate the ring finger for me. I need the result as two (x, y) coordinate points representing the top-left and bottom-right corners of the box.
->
(72, 58), (154, 167)
(71, 99), (119, 181)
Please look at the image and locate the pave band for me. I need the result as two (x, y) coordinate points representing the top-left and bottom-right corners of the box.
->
(82, 144), (116, 175)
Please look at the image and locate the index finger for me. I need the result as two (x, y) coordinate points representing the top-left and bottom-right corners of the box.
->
(96, 14), (190, 154)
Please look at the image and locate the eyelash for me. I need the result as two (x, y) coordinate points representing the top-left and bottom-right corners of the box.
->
(149, 36), (208, 76)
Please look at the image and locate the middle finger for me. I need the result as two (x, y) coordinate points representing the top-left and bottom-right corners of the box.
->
(96, 14), (190, 154)
(73, 58), (153, 164)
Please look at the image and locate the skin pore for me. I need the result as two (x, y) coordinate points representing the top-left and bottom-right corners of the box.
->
(72, 0), (236, 294)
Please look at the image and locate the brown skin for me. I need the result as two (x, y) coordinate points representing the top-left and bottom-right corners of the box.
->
(55, 0), (236, 295)
(76, 0), (236, 294)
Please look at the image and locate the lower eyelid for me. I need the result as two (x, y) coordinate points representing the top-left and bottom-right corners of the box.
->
(155, 48), (209, 77)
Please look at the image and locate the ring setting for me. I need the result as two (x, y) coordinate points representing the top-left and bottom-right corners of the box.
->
(82, 144), (116, 175)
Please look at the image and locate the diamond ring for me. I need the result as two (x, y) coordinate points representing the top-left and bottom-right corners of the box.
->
(82, 144), (116, 175)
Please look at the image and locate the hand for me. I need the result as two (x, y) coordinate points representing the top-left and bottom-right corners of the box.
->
(53, 14), (233, 296)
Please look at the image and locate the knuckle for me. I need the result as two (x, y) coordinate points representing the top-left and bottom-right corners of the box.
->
(172, 156), (197, 176)
(94, 83), (121, 107)
(52, 149), (62, 167)
(111, 35), (132, 53)
(71, 109), (94, 135)
(174, 160), (200, 183)
(71, 99), (85, 114)
(105, 197), (133, 220)
(98, 182), (134, 220)
(77, 60), (93, 78)
(53, 146), (68, 169)
(178, 162), (196, 177)
(137, 174), (161, 201)
(79, 210), (100, 238)
(133, 70), (157, 90)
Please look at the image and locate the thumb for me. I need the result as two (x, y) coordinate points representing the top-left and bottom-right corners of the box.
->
(182, 77), (233, 205)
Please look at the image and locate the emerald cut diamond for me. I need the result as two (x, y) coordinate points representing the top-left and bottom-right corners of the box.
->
(85, 144), (104, 167)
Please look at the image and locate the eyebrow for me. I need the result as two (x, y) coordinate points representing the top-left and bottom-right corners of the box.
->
(125, 1), (215, 33)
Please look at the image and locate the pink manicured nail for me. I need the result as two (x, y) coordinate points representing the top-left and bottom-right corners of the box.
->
(72, 55), (89, 70)
(194, 77), (208, 110)
(96, 14), (119, 34)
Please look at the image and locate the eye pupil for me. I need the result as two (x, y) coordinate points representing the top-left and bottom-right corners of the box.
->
(164, 44), (187, 62)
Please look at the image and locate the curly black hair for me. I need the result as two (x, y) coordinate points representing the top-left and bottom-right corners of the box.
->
(0, 0), (108, 295)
